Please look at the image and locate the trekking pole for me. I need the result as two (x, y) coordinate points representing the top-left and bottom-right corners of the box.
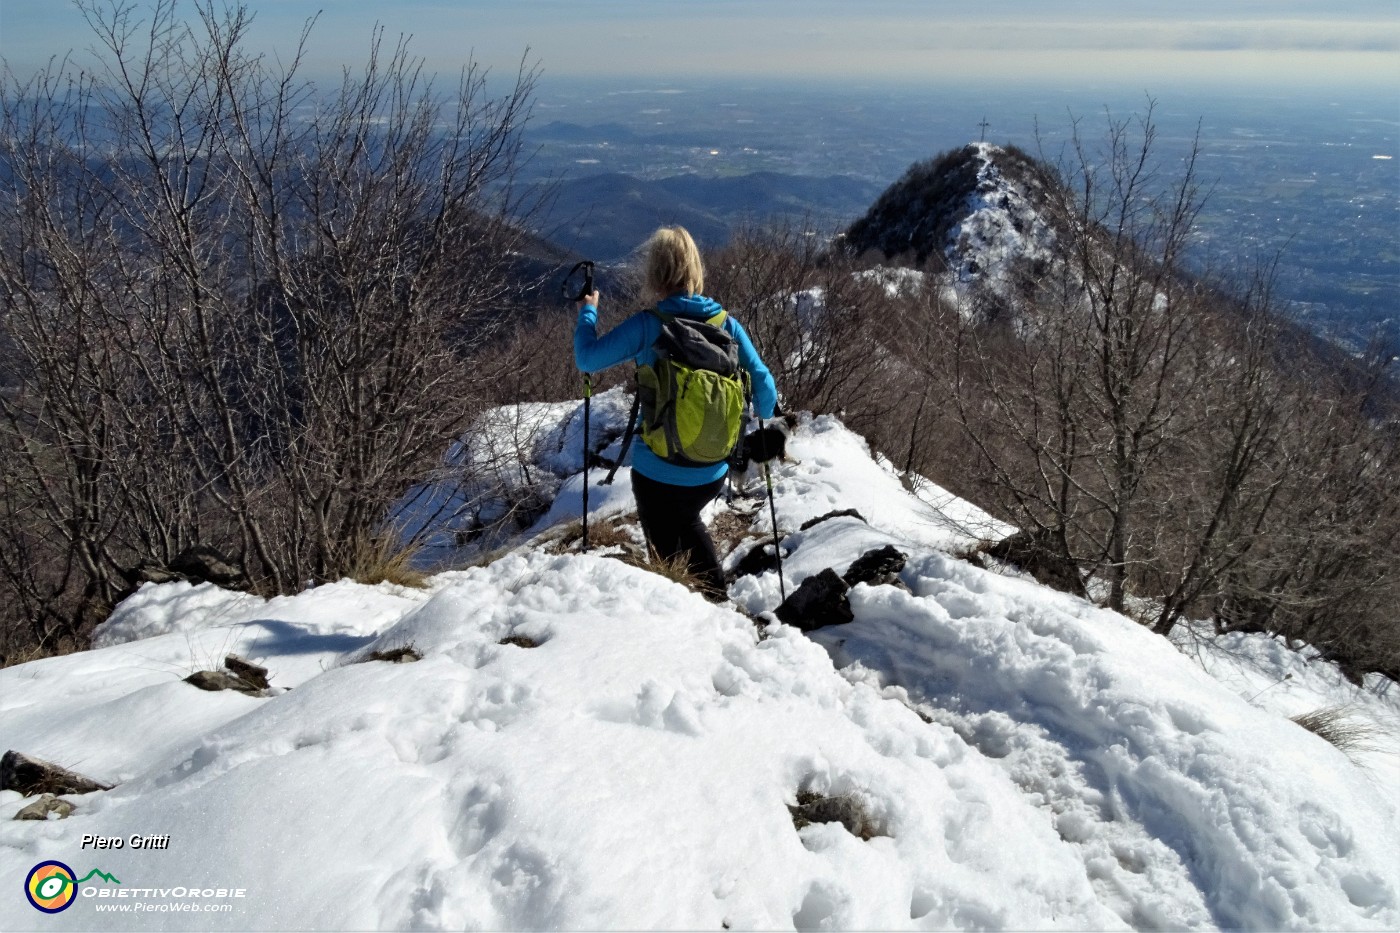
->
(562, 260), (598, 553)
(761, 420), (786, 605)
(582, 373), (592, 553)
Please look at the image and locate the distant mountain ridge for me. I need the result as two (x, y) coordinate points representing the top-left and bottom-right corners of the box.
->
(536, 171), (882, 261)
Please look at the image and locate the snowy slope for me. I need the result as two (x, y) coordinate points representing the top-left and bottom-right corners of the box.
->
(944, 142), (1059, 296)
(2, 408), (1397, 931)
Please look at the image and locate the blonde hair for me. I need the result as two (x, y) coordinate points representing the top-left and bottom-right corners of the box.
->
(643, 226), (704, 299)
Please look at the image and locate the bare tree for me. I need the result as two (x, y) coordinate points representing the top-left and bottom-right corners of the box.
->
(946, 105), (1285, 618)
(1212, 343), (1400, 679)
(0, 0), (539, 661)
(1136, 266), (1293, 635)
(709, 221), (895, 423)
(1045, 104), (1209, 610)
(939, 107), (1400, 682)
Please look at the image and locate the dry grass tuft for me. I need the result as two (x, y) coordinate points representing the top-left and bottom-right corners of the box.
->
(1, 641), (66, 669)
(543, 518), (585, 553)
(615, 549), (707, 589)
(344, 533), (429, 589)
(787, 790), (885, 841)
(546, 515), (642, 557)
(612, 546), (729, 601)
(1291, 705), (1382, 762)
(358, 644), (423, 664)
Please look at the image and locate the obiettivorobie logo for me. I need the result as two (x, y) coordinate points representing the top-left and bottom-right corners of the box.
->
(24, 861), (121, 913)
(24, 861), (247, 916)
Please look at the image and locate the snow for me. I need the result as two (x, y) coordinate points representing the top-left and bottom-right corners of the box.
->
(904, 470), (1017, 544)
(396, 386), (636, 560)
(946, 142), (1059, 301)
(855, 266), (927, 298)
(735, 415), (1002, 559)
(1173, 625), (1400, 794)
(3, 407), (1397, 931)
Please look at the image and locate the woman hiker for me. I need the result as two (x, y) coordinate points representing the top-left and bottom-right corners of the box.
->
(574, 226), (778, 601)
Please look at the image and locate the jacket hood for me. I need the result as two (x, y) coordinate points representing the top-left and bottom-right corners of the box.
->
(657, 293), (724, 320)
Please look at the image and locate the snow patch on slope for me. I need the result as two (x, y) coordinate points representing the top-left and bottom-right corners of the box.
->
(947, 142), (1059, 299)
(2, 554), (1122, 930)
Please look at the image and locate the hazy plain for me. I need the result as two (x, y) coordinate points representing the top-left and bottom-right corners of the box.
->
(524, 78), (1398, 348)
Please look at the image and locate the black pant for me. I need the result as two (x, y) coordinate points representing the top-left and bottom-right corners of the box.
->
(631, 471), (727, 600)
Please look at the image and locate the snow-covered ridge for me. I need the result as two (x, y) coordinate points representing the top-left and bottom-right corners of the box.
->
(946, 142), (1059, 296)
(2, 407), (1396, 931)
(845, 142), (1060, 288)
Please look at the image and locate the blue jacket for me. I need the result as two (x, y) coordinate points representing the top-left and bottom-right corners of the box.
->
(575, 293), (778, 486)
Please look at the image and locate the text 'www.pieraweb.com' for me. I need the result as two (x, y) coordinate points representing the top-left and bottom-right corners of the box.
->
(94, 902), (235, 913)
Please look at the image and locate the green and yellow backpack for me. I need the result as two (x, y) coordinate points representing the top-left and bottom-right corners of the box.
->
(634, 308), (750, 466)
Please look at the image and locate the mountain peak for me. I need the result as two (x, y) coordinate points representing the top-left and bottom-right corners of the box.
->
(846, 143), (1060, 294)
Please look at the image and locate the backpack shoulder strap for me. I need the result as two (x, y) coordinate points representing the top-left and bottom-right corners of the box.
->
(600, 387), (641, 487)
(604, 309), (661, 486)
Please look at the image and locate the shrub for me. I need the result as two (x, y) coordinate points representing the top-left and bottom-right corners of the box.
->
(342, 534), (429, 590)
(0, 1), (540, 658)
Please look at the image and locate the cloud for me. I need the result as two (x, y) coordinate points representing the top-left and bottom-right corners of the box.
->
(878, 18), (1400, 54)
(2, 0), (1394, 90)
(1169, 20), (1400, 52)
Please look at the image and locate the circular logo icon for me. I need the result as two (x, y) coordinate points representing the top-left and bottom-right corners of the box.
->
(25, 861), (78, 913)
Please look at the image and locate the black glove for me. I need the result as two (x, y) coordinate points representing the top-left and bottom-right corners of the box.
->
(746, 426), (782, 464)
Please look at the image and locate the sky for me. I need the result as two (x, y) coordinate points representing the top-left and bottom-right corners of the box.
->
(0, 0), (1397, 93)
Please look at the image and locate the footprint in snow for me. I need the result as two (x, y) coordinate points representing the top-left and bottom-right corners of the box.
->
(592, 680), (705, 736)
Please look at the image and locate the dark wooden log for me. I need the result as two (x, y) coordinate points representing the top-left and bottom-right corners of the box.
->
(0, 750), (111, 797)
(185, 670), (247, 692)
(224, 654), (270, 690)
